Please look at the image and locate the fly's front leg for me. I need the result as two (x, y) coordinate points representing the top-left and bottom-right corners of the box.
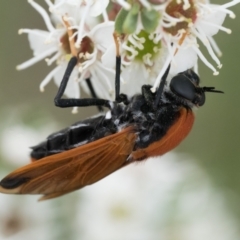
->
(54, 56), (110, 109)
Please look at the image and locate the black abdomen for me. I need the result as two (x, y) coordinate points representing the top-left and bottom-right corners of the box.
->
(30, 115), (115, 160)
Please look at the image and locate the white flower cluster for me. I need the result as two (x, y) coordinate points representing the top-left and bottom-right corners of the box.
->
(17, 0), (240, 112)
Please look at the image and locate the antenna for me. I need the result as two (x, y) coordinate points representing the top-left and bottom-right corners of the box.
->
(203, 87), (224, 94)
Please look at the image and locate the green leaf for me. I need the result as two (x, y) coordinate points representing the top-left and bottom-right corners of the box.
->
(122, 3), (140, 34)
(141, 8), (161, 33)
(115, 8), (129, 34)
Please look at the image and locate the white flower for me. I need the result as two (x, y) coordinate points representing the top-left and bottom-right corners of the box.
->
(17, 0), (115, 113)
(46, 0), (110, 46)
(119, 0), (240, 92)
(59, 15), (116, 102)
(18, 0), (240, 102)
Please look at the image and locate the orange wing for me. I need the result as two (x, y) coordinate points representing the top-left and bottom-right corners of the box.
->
(0, 127), (136, 200)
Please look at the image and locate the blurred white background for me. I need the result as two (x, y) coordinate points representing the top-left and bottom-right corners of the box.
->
(0, 1), (240, 240)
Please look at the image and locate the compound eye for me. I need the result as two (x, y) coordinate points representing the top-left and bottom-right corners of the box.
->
(170, 74), (196, 100)
(185, 70), (200, 85)
(198, 93), (206, 106)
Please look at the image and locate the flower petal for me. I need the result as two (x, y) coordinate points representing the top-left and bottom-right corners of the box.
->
(27, 30), (56, 56)
(195, 4), (227, 37)
(170, 47), (198, 76)
(121, 62), (150, 96)
(101, 44), (116, 69)
(90, 0), (109, 17)
(90, 22), (115, 50)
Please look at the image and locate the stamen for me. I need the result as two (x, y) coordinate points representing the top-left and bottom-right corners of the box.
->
(152, 3), (167, 11)
(62, 15), (78, 57)
(64, 16), (77, 26)
(197, 2), (213, 13)
(182, 0), (191, 10)
(39, 65), (61, 92)
(18, 29), (47, 38)
(76, 69), (86, 83)
(192, 45), (219, 75)
(133, 34), (145, 44)
(45, 0), (65, 13)
(28, 0), (55, 32)
(44, 30), (63, 44)
(121, 59), (131, 66)
(122, 44), (138, 60)
(72, 107), (78, 114)
(151, 33), (162, 44)
(68, 26), (79, 31)
(174, 30), (188, 55)
(45, 52), (61, 66)
(17, 47), (56, 70)
(81, 48), (98, 69)
(75, 2), (92, 48)
(128, 35), (144, 50)
(148, 33), (155, 40)
(152, 49), (175, 91)
(192, 28), (222, 68)
(163, 12), (186, 23)
(139, 0), (151, 10)
(143, 53), (153, 66)
(216, 6), (236, 19)
(202, 20), (232, 34)
(69, 32), (78, 41)
(161, 21), (177, 28)
(102, 9), (109, 22)
(115, 0), (131, 10)
(207, 36), (222, 57)
(44, 0), (55, 10)
(221, 0), (240, 9)
(153, 46), (160, 53)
